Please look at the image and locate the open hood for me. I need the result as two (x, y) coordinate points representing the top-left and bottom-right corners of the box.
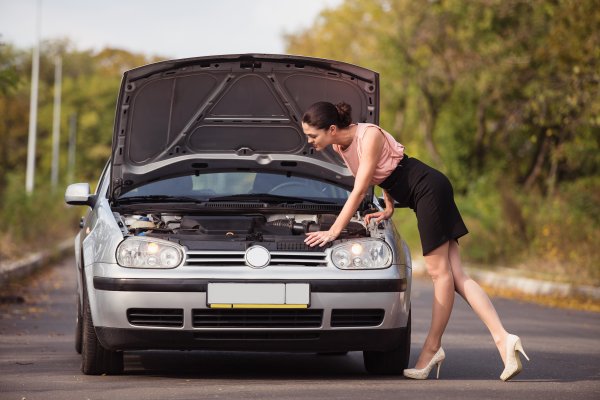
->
(110, 54), (379, 198)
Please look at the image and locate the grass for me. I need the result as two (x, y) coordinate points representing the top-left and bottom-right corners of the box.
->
(0, 175), (80, 264)
(480, 283), (600, 313)
(388, 182), (600, 311)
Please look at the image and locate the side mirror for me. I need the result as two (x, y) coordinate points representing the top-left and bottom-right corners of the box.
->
(65, 183), (97, 207)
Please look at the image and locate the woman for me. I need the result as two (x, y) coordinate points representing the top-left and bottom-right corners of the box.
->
(301, 101), (529, 381)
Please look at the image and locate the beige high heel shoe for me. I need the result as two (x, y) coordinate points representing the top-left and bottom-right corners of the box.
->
(403, 347), (445, 380)
(500, 334), (530, 381)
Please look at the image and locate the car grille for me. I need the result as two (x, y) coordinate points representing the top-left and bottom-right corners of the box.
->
(191, 308), (323, 328)
(126, 308), (184, 327)
(330, 309), (385, 327)
(185, 251), (327, 267)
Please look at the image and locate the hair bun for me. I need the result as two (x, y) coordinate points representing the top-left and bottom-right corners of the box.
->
(302, 101), (353, 129)
(335, 102), (352, 127)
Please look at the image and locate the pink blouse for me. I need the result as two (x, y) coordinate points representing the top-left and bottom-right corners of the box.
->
(333, 123), (405, 185)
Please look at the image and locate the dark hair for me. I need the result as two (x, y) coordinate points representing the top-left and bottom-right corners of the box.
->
(302, 101), (352, 130)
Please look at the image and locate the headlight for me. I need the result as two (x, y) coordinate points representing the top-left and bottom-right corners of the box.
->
(331, 239), (392, 270)
(116, 237), (184, 269)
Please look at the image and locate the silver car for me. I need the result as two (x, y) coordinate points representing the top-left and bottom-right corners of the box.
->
(65, 54), (412, 375)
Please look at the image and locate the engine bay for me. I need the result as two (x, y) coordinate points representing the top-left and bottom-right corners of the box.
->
(114, 212), (377, 250)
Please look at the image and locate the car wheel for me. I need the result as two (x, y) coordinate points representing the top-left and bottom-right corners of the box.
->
(75, 295), (82, 354)
(363, 309), (411, 375)
(81, 285), (123, 375)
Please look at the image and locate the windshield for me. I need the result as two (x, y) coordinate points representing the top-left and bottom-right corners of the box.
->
(118, 172), (350, 204)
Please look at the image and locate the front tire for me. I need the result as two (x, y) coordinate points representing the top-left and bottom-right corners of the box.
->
(75, 295), (82, 354)
(81, 287), (123, 375)
(363, 309), (411, 375)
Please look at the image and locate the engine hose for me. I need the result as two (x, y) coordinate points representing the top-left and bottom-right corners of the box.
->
(267, 219), (319, 235)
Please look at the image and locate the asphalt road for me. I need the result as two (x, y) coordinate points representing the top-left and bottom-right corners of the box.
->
(1, 257), (599, 400)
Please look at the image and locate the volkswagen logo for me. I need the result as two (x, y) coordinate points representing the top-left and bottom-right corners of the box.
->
(244, 245), (270, 268)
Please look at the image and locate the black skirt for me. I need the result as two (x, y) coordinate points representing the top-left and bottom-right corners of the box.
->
(379, 155), (468, 256)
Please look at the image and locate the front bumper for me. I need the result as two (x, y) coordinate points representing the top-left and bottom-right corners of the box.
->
(90, 275), (410, 352)
(87, 247), (412, 350)
(96, 326), (409, 352)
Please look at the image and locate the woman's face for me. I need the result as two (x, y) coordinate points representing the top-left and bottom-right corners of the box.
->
(302, 122), (332, 151)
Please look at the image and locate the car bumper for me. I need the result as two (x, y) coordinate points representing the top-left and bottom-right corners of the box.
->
(96, 326), (409, 352)
(86, 263), (411, 351)
(90, 274), (410, 352)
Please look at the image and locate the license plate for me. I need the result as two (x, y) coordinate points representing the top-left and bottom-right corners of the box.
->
(207, 283), (310, 308)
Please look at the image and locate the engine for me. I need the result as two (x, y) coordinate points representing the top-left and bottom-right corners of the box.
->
(115, 212), (372, 250)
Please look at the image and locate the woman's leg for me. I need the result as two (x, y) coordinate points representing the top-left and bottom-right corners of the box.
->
(413, 241), (455, 369)
(448, 240), (509, 363)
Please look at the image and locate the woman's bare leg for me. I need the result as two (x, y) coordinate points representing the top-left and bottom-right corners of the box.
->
(448, 240), (509, 363)
(414, 241), (455, 369)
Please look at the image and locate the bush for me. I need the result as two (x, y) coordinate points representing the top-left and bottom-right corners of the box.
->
(0, 173), (80, 262)
(451, 176), (600, 285)
(525, 177), (600, 284)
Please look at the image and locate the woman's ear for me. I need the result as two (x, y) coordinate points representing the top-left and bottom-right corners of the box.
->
(329, 125), (337, 135)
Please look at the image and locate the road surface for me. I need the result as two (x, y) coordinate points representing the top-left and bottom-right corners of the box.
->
(1, 257), (599, 399)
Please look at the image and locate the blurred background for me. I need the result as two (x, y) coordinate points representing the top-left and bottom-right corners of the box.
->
(0, 0), (598, 286)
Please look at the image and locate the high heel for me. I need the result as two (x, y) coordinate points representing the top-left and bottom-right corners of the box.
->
(403, 347), (445, 380)
(500, 334), (530, 381)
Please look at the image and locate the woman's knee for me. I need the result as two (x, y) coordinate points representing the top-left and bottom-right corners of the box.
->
(425, 259), (452, 279)
(424, 245), (453, 281)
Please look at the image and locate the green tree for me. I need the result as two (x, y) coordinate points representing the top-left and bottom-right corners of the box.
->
(0, 40), (161, 261)
(285, 0), (600, 282)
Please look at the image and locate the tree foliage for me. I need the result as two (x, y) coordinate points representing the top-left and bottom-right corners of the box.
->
(0, 40), (159, 195)
(286, 0), (600, 282)
(0, 39), (160, 261)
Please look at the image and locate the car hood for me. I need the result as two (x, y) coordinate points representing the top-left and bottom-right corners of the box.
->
(110, 54), (379, 199)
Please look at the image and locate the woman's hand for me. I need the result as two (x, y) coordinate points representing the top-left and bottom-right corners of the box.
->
(364, 208), (394, 225)
(365, 189), (395, 226)
(304, 230), (338, 247)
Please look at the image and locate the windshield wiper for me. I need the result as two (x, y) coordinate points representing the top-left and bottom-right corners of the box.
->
(115, 195), (202, 204)
(208, 193), (338, 205)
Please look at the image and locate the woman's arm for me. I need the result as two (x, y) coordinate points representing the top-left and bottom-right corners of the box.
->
(304, 127), (385, 247)
(364, 189), (395, 225)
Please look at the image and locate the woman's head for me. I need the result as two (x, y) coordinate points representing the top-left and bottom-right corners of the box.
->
(302, 101), (352, 130)
(301, 102), (353, 151)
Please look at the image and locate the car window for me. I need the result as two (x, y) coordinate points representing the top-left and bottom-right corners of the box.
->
(120, 172), (350, 201)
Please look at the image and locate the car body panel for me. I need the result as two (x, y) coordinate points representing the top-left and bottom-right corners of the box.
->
(110, 54), (379, 197)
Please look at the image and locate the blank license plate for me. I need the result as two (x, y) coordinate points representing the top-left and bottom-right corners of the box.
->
(207, 283), (310, 308)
